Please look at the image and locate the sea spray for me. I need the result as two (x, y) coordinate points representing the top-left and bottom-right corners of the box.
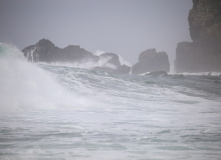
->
(37, 55), (117, 70)
(1, 44), (221, 160)
(94, 49), (131, 67)
(0, 43), (93, 111)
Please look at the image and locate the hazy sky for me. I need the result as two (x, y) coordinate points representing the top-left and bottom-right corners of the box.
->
(0, 0), (192, 65)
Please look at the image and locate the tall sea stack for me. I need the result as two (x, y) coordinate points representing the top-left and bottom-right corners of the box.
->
(132, 49), (170, 74)
(175, 0), (221, 73)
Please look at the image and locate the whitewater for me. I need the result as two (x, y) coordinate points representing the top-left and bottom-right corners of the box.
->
(0, 43), (221, 160)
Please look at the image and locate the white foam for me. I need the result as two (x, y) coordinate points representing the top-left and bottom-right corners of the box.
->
(94, 50), (131, 67)
(118, 54), (131, 67)
(94, 50), (105, 56)
(37, 55), (117, 70)
(0, 43), (93, 111)
(26, 47), (36, 62)
(168, 72), (221, 76)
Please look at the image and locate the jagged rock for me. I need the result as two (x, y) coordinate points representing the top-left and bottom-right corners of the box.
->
(113, 65), (131, 74)
(98, 53), (121, 69)
(189, 0), (221, 50)
(22, 39), (131, 74)
(22, 39), (95, 63)
(175, 0), (221, 73)
(34, 39), (58, 62)
(61, 45), (96, 63)
(132, 49), (170, 74)
(94, 53), (131, 74)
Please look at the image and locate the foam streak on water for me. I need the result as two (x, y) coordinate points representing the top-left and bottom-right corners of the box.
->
(0, 44), (221, 160)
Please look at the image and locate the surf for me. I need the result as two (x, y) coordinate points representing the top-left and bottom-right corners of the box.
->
(1, 43), (221, 160)
(0, 43), (94, 111)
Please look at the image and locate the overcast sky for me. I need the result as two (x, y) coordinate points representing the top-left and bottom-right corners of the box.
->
(0, 0), (192, 65)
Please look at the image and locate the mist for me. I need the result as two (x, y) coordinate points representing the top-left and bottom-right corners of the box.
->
(0, 43), (96, 111)
(0, 0), (192, 65)
(1, 1), (221, 160)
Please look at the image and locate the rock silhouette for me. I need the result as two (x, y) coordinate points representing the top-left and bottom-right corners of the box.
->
(22, 39), (131, 74)
(132, 49), (170, 74)
(175, 0), (221, 73)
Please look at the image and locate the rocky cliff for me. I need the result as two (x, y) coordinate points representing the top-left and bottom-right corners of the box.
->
(22, 39), (131, 74)
(132, 49), (170, 74)
(175, 0), (221, 73)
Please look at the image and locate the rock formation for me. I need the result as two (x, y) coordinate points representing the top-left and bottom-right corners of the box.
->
(22, 39), (131, 74)
(131, 49), (170, 74)
(22, 39), (95, 63)
(115, 64), (131, 74)
(98, 53), (121, 69)
(175, 0), (221, 73)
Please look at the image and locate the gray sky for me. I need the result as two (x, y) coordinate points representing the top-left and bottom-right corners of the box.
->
(0, 0), (192, 65)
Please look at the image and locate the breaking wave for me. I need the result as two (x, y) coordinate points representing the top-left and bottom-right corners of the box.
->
(1, 43), (221, 160)
(0, 43), (94, 111)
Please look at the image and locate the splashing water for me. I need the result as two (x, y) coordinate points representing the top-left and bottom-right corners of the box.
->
(0, 43), (221, 160)
(0, 43), (94, 111)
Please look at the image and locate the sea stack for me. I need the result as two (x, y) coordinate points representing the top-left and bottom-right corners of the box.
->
(132, 49), (170, 74)
(22, 39), (95, 63)
(22, 39), (131, 74)
(175, 0), (221, 73)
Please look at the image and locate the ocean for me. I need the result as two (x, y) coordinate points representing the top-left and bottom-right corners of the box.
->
(0, 43), (221, 160)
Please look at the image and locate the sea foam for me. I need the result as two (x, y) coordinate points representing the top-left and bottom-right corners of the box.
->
(0, 43), (91, 111)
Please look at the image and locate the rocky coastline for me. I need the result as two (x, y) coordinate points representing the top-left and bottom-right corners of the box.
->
(22, 1), (221, 74)
(22, 39), (170, 75)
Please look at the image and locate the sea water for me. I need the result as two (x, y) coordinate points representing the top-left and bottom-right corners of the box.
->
(0, 43), (221, 160)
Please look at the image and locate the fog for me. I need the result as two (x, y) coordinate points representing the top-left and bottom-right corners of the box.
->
(0, 0), (192, 65)
(1, 1), (221, 159)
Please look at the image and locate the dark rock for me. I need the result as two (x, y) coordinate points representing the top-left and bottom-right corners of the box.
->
(61, 45), (96, 63)
(22, 39), (131, 74)
(113, 65), (131, 74)
(98, 53), (121, 69)
(23, 39), (60, 62)
(175, 0), (221, 73)
(22, 39), (95, 63)
(132, 49), (170, 74)
(189, 0), (221, 50)
(175, 41), (221, 73)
